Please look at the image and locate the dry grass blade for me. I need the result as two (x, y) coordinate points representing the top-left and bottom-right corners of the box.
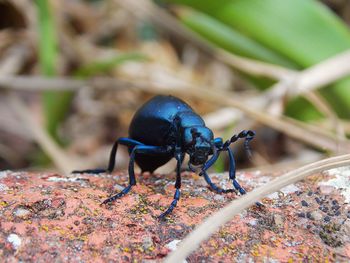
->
(214, 48), (295, 80)
(164, 154), (350, 263)
(0, 76), (138, 91)
(296, 50), (350, 94)
(8, 94), (80, 175)
(265, 50), (350, 102)
(1, 75), (349, 153)
(0, 76), (85, 91)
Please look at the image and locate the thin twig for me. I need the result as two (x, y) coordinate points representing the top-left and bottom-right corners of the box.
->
(164, 154), (350, 263)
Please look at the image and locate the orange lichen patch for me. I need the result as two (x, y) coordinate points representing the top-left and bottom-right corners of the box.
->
(0, 169), (349, 262)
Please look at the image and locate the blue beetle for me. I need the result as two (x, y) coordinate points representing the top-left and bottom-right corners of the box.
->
(73, 95), (256, 218)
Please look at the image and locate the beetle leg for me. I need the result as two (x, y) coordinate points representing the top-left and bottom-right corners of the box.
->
(202, 170), (237, 194)
(199, 144), (237, 194)
(158, 152), (183, 219)
(200, 145), (219, 173)
(72, 137), (144, 174)
(227, 147), (263, 206)
(102, 145), (171, 205)
(106, 138), (144, 173)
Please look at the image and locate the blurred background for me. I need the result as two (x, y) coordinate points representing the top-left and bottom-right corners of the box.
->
(0, 0), (350, 175)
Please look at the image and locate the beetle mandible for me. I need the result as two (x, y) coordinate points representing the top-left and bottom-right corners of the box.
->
(73, 95), (256, 219)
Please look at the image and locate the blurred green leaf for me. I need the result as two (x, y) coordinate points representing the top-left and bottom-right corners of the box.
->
(166, 0), (350, 119)
(137, 22), (159, 41)
(36, 0), (72, 140)
(285, 97), (324, 121)
(35, 0), (57, 77)
(167, 0), (350, 66)
(213, 155), (225, 173)
(178, 8), (298, 68)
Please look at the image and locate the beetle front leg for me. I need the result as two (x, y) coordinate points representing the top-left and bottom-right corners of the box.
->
(102, 145), (170, 205)
(226, 147), (263, 206)
(158, 152), (183, 219)
(199, 139), (236, 194)
(226, 147), (245, 194)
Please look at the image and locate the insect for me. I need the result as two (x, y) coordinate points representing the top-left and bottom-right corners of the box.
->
(73, 95), (257, 219)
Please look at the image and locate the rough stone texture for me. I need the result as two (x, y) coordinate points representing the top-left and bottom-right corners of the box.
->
(0, 168), (349, 262)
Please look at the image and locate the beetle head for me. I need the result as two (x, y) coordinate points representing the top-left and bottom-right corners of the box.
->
(183, 127), (214, 166)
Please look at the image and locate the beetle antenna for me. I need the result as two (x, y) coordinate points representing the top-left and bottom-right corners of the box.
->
(223, 130), (255, 160)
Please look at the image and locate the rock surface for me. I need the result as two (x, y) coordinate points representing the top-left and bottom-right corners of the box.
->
(0, 168), (349, 262)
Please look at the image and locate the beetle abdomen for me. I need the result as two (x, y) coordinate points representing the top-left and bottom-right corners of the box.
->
(135, 154), (173, 173)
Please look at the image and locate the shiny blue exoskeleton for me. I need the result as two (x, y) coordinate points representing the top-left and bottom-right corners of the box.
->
(73, 95), (257, 219)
